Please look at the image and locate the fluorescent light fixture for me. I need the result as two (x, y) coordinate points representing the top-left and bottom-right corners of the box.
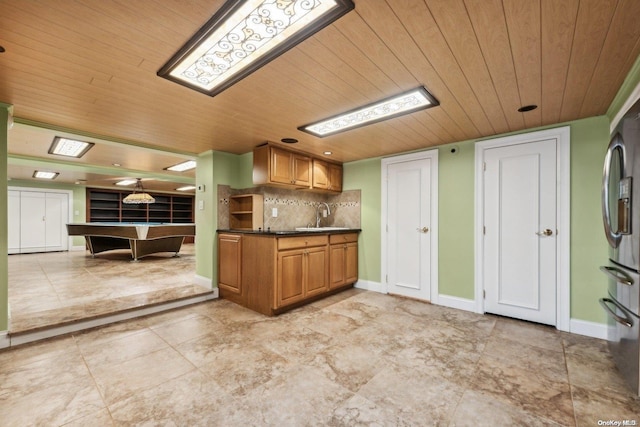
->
(33, 171), (59, 180)
(115, 179), (137, 186)
(299, 86), (439, 137)
(176, 185), (197, 191)
(165, 160), (196, 172)
(49, 137), (94, 158)
(157, 0), (354, 97)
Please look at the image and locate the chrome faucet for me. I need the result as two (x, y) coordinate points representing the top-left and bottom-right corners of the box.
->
(315, 202), (331, 228)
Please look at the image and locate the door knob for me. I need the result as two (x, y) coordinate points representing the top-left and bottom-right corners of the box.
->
(416, 227), (429, 233)
(536, 229), (553, 236)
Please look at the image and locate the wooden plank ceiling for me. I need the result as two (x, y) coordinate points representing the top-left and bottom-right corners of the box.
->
(1, 0), (640, 188)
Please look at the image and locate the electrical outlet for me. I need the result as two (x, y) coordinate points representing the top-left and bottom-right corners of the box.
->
(272, 207), (278, 217)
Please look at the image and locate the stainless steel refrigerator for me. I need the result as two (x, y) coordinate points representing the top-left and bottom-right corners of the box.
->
(601, 98), (640, 396)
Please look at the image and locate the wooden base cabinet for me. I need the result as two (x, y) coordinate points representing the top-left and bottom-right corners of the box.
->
(277, 236), (328, 307)
(329, 233), (358, 289)
(218, 231), (357, 316)
(218, 234), (242, 296)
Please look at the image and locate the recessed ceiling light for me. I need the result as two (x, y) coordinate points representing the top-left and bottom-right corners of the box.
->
(115, 179), (137, 186)
(176, 185), (197, 191)
(157, 0), (354, 97)
(165, 160), (196, 172)
(112, 163), (121, 167)
(518, 104), (538, 112)
(299, 86), (439, 137)
(33, 171), (59, 180)
(0, 46), (5, 53)
(49, 137), (94, 158)
(323, 151), (333, 156)
(281, 138), (298, 144)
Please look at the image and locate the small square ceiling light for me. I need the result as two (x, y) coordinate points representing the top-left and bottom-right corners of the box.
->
(33, 171), (59, 180)
(299, 86), (440, 137)
(165, 160), (196, 172)
(49, 137), (94, 158)
(157, 0), (354, 97)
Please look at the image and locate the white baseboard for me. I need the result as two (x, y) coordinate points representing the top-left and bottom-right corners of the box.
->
(354, 279), (386, 294)
(0, 331), (9, 349)
(570, 318), (610, 340)
(194, 274), (213, 290)
(436, 294), (476, 313)
(70, 245), (87, 252)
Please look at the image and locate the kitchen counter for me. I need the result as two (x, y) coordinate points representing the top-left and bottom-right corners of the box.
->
(216, 228), (361, 236)
(217, 229), (360, 315)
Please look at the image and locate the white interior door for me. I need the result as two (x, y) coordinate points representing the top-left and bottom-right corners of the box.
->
(45, 192), (69, 251)
(387, 157), (433, 301)
(19, 191), (47, 252)
(483, 138), (557, 325)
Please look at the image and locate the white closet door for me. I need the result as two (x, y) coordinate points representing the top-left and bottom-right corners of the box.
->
(8, 190), (21, 254)
(45, 192), (68, 251)
(19, 192), (47, 252)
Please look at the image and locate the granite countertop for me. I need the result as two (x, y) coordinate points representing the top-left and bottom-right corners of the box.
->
(217, 228), (361, 236)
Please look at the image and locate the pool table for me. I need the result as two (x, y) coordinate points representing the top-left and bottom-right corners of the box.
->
(66, 223), (195, 261)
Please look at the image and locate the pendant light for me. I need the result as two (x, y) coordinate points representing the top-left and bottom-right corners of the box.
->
(122, 178), (155, 204)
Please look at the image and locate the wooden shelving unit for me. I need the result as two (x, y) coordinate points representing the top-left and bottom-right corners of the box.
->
(229, 194), (264, 230)
(87, 189), (194, 224)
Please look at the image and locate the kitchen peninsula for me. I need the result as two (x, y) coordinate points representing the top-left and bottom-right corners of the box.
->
(218, 229), (359, 315)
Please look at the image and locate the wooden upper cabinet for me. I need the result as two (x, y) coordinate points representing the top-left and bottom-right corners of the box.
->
(253, 143), (341, 192)
(253, 144), (311, 189)
(312, 159), (343, 192)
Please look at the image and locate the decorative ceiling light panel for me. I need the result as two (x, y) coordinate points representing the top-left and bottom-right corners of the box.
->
(299, 87), (440, 137)
(157, 0), (354, 96)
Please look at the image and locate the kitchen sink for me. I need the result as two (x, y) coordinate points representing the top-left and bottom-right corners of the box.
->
(294, 227), (350, 232)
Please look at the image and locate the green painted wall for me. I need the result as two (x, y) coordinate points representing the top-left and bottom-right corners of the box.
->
(340, 116), (610, 323)
(436, 140), (477, 299)
(195, 150), (245, 285)
(0, 105), (9, 331)
(195, 151), (215, 282)
(607, 54), (640, 121)
(569, 116), (610, 322)
(343, 158), (381, 282)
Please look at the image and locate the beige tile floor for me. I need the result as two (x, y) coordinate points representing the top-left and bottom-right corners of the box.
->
(7, 244), (209, 334)
(1, 288), (639, 426)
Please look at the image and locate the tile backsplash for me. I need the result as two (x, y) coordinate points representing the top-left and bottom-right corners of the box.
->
(218, 185), (361, 231)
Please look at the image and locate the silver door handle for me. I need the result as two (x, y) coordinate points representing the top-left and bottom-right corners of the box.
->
(599, 298), (633, 328)
(599, 265), (633, 286)
(416, 227), (429, 233)
(535, 229), (553, 236)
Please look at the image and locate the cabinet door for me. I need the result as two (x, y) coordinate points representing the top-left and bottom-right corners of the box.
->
(328, 163), (343, 192)
(218, 234), (242, 295)
(270, 147), (293, 185)
(306, 246), (329, 296)
(312, 159), (330, 190)
(277, 249), (305, 307)
(292, 153), (311, 187)
(344, 242), (358, 284)
(329, 244), (346, 288)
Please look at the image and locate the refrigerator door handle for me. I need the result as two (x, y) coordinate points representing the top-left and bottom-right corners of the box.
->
(602, 133), (626, 248)
(599, 265), (634, 286)
(599, 298), (634, 328)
